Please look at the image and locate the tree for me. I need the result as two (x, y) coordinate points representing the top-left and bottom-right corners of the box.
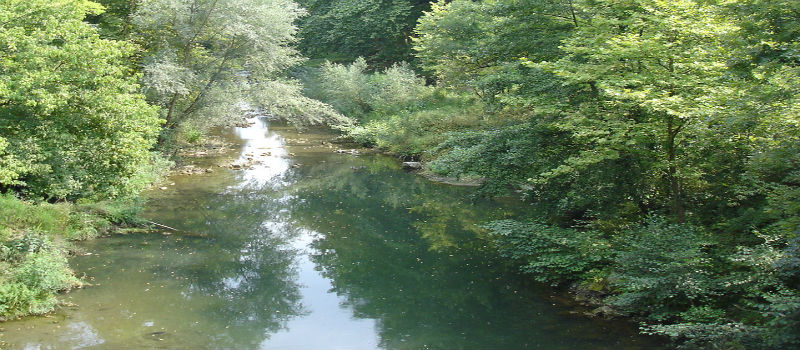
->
(296, 0), (432, 65)
(414, 0), (576, 109)
(533, 0), (736, 222)
(0, 0), (162, 200)
(87, 0), (140, 38)
(0, 137), (24, 186)
(132, 0), (346, 144)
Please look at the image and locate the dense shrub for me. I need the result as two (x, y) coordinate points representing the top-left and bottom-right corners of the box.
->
(0, 194), (144, 240)
(483, 220), (610, 286)
(0, 194), (145, 320)
(315, 58), (432, 122)
(0, 235), (80, 320)
(609, 218), (721, 320)
(343, 92), (483, 157)
(609, 219), (800, 349)
(316, 58), (372, 119)
(312, 58), (489, 157)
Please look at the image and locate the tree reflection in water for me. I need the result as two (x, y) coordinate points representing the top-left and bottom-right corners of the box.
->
(285, 154), (656, 350)
(0, 123), (660, 350)
(144, 180), (308, 348)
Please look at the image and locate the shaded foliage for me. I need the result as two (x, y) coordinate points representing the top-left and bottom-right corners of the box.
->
(296, 0), (432, 65)
(484, 220), (610, 286)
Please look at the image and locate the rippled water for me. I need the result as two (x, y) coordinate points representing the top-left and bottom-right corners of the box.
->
(0, 118), (666, 349)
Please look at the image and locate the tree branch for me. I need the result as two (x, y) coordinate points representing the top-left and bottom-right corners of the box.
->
(180, 39), (243, 118)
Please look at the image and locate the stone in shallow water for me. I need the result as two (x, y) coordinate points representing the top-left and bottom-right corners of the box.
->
(144, 331), (170, 341)
(402, 161), (422, 170)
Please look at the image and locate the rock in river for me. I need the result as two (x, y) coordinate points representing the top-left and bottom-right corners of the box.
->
(402, 162), (422, 170)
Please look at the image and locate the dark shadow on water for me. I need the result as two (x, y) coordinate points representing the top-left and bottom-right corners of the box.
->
(283, 148), (667, 350)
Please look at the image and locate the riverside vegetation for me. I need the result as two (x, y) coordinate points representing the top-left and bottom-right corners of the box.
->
(301, 1), (800, 349)
(1, 0), (798, 349)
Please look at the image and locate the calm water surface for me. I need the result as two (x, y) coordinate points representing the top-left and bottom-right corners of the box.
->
(1, 118), (666, 349)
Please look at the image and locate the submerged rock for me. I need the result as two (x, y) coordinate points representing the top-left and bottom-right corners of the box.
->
(234, 120), (256, 128)
(226, 158), (261, 170)
(175, 165), (213, 175)
(144, 331), (170, 342)
(335, 149), (360, 155)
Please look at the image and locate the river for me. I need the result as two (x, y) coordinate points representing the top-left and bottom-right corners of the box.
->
(0, 118), (665, 349)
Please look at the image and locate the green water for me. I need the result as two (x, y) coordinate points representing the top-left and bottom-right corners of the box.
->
(1, 119), (665, 349)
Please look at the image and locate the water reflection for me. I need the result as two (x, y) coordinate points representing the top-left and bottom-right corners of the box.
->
(1, 118), (307, 349)
(0, 118), (664, 350)
(145, 190), (307, 348)
(284, 147), (661, 350)
(233, 117), (291, 188)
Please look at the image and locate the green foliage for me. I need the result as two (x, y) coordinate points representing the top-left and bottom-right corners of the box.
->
(0, 194), (147, 320)
(483, 220), (610, 286)
(296, 0), (431, 65)
(742, 137), (800, 245)
(414, 0), (575, 108)
(315, 58), (372, 119)
(430, 120), (652, 227)
(429, 124), (545, 195)
(755, 289), (800, 349)
(726, 233), (800, 349)
(133, 0), (347, 142)
(532, 0), (737, 222)
(0, 193), (146, 240)
(0, 282), (36, 319)
(609, 218), (720, 320)
(725, 0), (800, 73)
(79, 198), (148, 227)
(429, 122), (555, 194)
(0, 137), (24, 186)
(631, 232), (800, 349)
(0, 194), (90, 239)
(181, 127), (203, 145)
(0, 0), (162, 200)
(370, 62), (430, 113)
(343, 92), (482, 157)
(314, 58), (431, 121)
(12, 247), (79, 295)
(643, 321), (754, 350)
(86, 0), (139, 38)
(0, 235), (80, 320)
(310, 58), (479, 157)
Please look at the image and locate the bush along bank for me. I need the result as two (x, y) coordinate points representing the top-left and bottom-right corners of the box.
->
(0, 194), (147, 321)
(483, 217), (800, 349)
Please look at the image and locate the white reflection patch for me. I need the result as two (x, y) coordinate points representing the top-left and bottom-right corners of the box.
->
(57, 321), (105, 349)
(232, 117), (292, 189)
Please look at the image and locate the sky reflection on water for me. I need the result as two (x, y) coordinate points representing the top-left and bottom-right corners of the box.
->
(0, 118), (665, 350)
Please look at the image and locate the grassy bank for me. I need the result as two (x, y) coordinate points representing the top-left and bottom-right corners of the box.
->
(0, 194), (144, 321)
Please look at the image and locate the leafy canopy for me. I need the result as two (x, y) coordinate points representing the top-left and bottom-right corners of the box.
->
(0, 0), (161, 200)
(133, 0), (347, 142)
